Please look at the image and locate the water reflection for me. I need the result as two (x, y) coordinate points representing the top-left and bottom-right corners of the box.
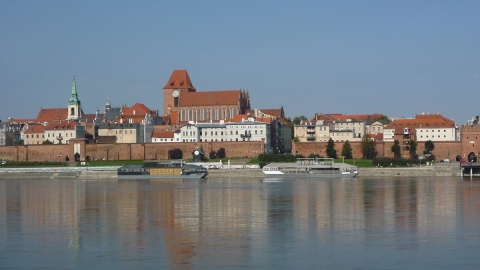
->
(1, 177), (480, 269)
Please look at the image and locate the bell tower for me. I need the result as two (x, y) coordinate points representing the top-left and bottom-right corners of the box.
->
(162, 69), (196, 116)
(67, 78), (82, 121)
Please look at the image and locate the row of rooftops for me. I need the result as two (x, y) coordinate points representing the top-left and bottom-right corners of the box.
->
(2, 69), (478, 131)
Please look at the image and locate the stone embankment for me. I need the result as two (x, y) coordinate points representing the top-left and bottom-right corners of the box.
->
(0, 163), (464, 179)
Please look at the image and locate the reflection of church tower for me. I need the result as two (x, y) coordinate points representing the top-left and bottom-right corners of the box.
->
(67, 78), (82, 121)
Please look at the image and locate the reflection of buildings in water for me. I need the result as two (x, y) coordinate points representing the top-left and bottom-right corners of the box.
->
(149, 180), (269, 268)
(0, 180), (86, 253)
(287, 178), (460, 246)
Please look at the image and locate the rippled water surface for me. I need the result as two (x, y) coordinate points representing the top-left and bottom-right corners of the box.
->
(1, 176), (480, 269)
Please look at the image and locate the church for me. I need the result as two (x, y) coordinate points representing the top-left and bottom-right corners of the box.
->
(162, 70), (251, 125)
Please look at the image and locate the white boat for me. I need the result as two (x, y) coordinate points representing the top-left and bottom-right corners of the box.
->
(262, 158), (358, 178)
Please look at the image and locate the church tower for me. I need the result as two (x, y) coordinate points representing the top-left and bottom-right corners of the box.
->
(67, 78), (82, 121)
(163, 70), (196, 117)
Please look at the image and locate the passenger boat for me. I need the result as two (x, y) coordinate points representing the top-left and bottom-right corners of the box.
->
(117, 161), (208, 179)
(262, 158), (358, 178)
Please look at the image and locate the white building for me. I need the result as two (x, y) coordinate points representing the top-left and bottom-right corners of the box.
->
(178, 118), (271, 152)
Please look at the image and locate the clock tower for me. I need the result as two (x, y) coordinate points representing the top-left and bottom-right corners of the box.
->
(162, 69), (196, 116)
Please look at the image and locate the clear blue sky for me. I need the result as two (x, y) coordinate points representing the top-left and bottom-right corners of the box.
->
(1, 1), (479, 123)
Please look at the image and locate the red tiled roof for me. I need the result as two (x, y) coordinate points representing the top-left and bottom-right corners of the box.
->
(44, 122), (79, 131)
(8, 118), (35, 124)
(180, 90), (242, 107)
(116, 103), (157, 124)
(163, 69), (196, 90)
(384, 114), (455, 134)
(83, 113), (101, 123)
(254, 109), (284, 118)
(24, 124), (44, 134)
(121, 103), (153, 115)
(35, 108), (68, 124)
(152, 131), (174, 138)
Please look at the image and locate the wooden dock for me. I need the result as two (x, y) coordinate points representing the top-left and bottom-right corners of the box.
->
(460, 162), (480, 177)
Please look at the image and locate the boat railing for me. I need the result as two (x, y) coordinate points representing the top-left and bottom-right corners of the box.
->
(296, 158), (334, 166)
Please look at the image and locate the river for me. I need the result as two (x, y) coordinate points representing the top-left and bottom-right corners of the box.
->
(1, 176), (480, 269)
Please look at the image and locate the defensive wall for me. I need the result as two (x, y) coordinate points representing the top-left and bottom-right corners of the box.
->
(0, 141), (264, 162)
(292, 141), (462, 161)
(1, 126), (478, 162)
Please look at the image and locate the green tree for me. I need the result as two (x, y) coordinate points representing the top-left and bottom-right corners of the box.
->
(209, 150), (216, 159)
(341, 140), (353, 159)
(216, 147), (226, 159)
(424, 140), (435, 153)
(361, 135), (377, 160)
(378, 115), (390, 122)
(326, 138), (337, 158)
(42, 139), (53, 145)
(284, 115), (307, 125)
(14, 139), (24, 145)
(424, 140), (435, 160)
(391, 140), (401, 158)
(408, 140), (417, 158)
(168, 148), (183, 159)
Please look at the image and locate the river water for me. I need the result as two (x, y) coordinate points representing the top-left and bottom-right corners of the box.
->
(1, 176), (480, 269)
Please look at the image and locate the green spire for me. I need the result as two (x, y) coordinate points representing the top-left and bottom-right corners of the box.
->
(68, 78), (81, 105)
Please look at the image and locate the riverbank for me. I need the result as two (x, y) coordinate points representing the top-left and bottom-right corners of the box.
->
(0, 163), (465, 179)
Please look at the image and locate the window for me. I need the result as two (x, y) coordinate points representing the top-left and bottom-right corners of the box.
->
(203, 109), (208, 120)
(211, 108), (216, 120)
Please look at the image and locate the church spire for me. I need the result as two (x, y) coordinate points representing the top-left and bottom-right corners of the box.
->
(69, 77), (81, 106)
(67, 77), (82, 121)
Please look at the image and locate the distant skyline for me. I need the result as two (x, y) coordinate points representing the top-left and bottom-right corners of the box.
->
(1, 1), (479, 123)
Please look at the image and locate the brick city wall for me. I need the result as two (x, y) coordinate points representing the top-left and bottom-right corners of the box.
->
(292, 140), (461, 160)
(0, 136), (471, 162)
(293, 141), (367, 158)
(0, 141), (264, 162)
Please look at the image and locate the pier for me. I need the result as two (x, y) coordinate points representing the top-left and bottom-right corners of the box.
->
(460, 162), (480, 177)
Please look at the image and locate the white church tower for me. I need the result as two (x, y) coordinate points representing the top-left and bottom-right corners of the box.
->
(67, 78), (82, 121)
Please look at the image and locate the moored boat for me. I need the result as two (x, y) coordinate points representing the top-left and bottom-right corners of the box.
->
(262, 158), (358, 178)
(117, 161), (208, 179)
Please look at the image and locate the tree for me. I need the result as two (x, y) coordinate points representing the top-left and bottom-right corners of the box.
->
(424, 140), (435, 160)
(168, 148), (183, 159)
(424, 140), (435, 153)
(391, 140), (401, 158)
(341, 140), (353, 159)
(378, 115), (390, 122)
(408, 140), (417, 158)
(216, 147), (226, 159)
(361, 135), (377, 160)
(14, 139), (24, 145)
(284, 115), (308, 125)
(42, 139), (53, 145)
(326, 138), (337, 158)
(209, 150), (216, 159)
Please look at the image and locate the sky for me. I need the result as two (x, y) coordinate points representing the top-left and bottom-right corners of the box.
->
(1, 1), (479, 124)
